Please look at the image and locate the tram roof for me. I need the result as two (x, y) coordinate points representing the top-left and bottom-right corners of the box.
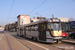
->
(18, 18), (60, 27)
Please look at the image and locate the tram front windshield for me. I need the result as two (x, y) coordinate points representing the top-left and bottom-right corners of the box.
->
(47, 22), (61, 30)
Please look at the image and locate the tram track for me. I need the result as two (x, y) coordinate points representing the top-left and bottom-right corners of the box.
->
(19, 36), (75, 50)
(11, 33), (75, 50)
(5, 34), (12, 50)
(11, 35), (31, 50)
(4, 32), (32, 50)
(12, 35), (64, 50)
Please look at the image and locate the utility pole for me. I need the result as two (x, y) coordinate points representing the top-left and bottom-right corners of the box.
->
(36, 13), (42, 20)
(52, 14), (54, 18)
(40, 15), (41, 20)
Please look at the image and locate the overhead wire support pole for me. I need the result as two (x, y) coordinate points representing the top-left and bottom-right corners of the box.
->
(28, 0), (47, 14)
(6, 0), (15, 24)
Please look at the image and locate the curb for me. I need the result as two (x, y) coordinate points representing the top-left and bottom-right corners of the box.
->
(62, 40), (75, 45)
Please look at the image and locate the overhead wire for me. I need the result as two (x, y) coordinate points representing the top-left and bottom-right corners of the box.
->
(36, 0), (73, 13)
(6, 0), (15, 24)
(28, 0), (47, 14)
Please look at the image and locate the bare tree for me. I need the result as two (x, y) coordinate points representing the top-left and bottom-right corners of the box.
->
(69, 18), (75, 21)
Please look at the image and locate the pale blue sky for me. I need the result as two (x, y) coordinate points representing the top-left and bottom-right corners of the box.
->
(0, 0), (75, 26)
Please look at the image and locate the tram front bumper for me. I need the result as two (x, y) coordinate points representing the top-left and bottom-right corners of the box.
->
(53, 39), (62, 41)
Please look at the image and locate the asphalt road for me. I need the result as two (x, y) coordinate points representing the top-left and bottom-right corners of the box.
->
(0, 32), (75, 50)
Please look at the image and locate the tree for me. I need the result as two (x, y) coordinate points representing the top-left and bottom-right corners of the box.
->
(69, 18), (75, 21)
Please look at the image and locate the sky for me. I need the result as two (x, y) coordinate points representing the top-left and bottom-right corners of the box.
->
(0, 0), (75, 26)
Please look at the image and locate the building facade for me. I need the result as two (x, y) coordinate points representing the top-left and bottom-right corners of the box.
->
(30, 18), (40, 22)
(17, 15), (30, 27)
(57, 18), (68, 22)
(0, 26), (5, 32)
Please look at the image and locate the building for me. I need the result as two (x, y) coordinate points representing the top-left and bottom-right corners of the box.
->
(37, 17), (46, 20)
(30, 17), (46, 22)
(30, 17), (40, 22)
(17, 15), (46, 27)
(30, 18), (40, 22)
(17, 15), (30, 27)
(0, 26), (5, 32)
(57, 18), (68, 22)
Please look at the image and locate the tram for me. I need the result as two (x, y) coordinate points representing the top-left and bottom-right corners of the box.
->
(17, 18), (62, 43)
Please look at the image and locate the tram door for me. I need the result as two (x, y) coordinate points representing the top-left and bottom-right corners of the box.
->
(20, 28), (23, 36)
(38, 23), (46, 41)
(20, 28), (22, 36)
(24, 26), (26, 37)
(20, 28), (21, 35)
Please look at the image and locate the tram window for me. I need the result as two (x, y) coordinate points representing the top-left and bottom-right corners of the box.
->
(38, 23), (41, 31)
(42, 23), (46, 31)
(44, 23), (46, 30)
(31, 25), (35, 31)
(28, 26), (31, 31)
(34, 25), (38, 31)
(42, 23), (44, 31)
(38, 23), (46, 31)
(47, 23), (51, 30)
(17, 28), (19, 31)
(26, 26), (29, 31)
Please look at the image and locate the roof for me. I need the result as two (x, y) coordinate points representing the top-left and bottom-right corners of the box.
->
(18, 18), (60, 27)
(17, 15), (30, 18)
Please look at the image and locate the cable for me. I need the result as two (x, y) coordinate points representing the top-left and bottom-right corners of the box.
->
(28, 0), (47, 14)
(6, 0), (15, 24)
(36, 0), (73, 13)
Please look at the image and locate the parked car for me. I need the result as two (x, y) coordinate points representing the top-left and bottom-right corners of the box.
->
(0, 30), (5, 33)
(2, 31), (5, 33)
(69, 32), (75, 39)
(62, 32), (67, 37)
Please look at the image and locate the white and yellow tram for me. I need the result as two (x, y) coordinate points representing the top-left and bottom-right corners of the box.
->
(17, 18), (62, 43)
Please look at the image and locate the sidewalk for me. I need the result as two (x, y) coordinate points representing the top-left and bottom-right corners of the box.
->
(62, 39), (75, 44)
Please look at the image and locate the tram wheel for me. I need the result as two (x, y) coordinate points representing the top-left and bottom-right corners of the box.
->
(56, 40), (62, 44)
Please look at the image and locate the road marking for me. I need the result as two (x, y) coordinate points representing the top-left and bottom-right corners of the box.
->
(15, 40), (30, 50)
(13, 35), (50, 50)
(26, 41), (50, 50)
(8, 34), (30, 50)
(0, 34), (4, 40)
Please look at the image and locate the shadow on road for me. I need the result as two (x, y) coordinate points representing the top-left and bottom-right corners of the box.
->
(12, 34), (53, 45)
